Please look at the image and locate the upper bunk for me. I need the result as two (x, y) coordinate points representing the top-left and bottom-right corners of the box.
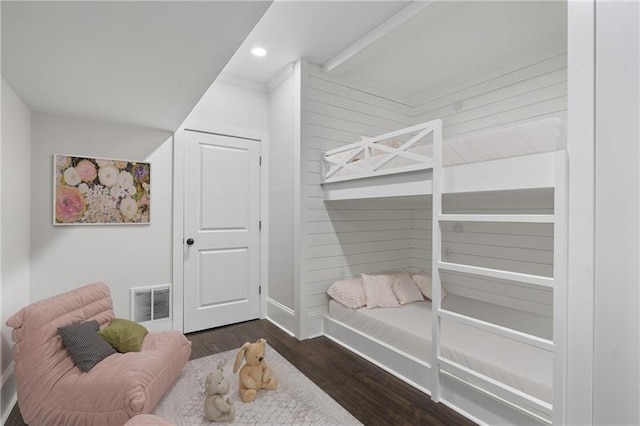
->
(321, 117), (566, 201)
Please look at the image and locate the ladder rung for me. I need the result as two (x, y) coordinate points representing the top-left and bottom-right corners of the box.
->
(437, 261), (554, 288)
(438, 214), (554, 223)
(437, 308), (554, 351)
(438, 357), (553, 422)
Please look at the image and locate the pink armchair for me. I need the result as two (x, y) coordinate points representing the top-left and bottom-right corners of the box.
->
(6, 282), (191, 425)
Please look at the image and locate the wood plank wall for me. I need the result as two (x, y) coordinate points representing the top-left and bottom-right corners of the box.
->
(411, 197), (431, 272)
(303, 65), (417, 335)
(301, 43), (566, 335)
(441, 189), (554, 316)
(410, 43), (566, 317)
(412, 42), (568, 139)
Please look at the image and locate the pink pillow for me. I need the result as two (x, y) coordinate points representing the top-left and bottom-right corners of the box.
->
(361, 273), (400, 309)
(412, 274), (446, 302)
(391, 272), (423, 305)
(327, 278), (366, 309)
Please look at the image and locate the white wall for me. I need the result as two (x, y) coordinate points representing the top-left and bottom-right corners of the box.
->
(30, 113), (173, 319)
(441, 190), (555, 316)
(411, 197), (431, 272)
(0, 79), (3, 425)
(565, 2), (595, 422)
(593, 2), (640, 424)
(267, 68), (297, 332)
(1, 78), (31, 423)
(407, 43), (565, 318)
(181, 76), (268, 136)
(301, 63), (415, 338)
(413, 42), (567, 140)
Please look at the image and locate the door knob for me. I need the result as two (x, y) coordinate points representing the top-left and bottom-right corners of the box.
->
(186, 238), (195, 245)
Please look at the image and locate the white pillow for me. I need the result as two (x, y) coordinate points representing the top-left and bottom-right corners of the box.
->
(361, 273), (400, 309)
(327, 278), (366, 309)
(391, 272), (423, 305)
(412, 274), (446, 302)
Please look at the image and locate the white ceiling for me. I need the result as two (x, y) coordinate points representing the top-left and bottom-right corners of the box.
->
(341, 1), (568, 97)
(224, 0), (567, 99)
(2, 1), (567, 131)
(1, 1), (272, 131)
(222, 0), (410, 84)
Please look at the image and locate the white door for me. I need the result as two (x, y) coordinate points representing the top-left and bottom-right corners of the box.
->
(183, 130), (261, 333)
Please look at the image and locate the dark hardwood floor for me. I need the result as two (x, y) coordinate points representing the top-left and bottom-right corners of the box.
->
(6, 319), (475, 425)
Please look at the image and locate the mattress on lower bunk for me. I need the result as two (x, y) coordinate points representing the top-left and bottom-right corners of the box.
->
(328, 117), (565, 179)
(328, 298), (553, 403)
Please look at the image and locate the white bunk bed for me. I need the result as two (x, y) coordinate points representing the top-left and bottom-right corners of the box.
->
(321, 118), (567, 425)
(322, 117), (565, 200)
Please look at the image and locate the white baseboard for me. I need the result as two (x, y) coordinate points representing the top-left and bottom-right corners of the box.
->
(1, 362), (17, 423)
(1, 361), (14, 388)
(305, 308), (325, 339)
(266, 298), (295, 336)
(266, 318), (296, 338)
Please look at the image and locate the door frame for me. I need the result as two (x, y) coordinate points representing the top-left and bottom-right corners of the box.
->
(172, 125), (269, 333)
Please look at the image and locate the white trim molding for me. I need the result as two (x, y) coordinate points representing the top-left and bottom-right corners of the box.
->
(266, 298), (295, 336)
(565, 1), (595, 424)
(1, 361), (15, 389)
(1, 361), (17, 424)
(217, 72), (268, 93)
(267, 63), (295, 92)
(322, 1), (433, 74)
(173, 127), (269, 333)
(306, 308), (325, 339)
(172, 131), (185, 332)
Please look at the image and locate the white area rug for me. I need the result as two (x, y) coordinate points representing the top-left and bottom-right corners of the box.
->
(153, 345), (361, 425)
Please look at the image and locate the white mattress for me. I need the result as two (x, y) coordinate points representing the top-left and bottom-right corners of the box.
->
(327, 117), (565, 180)
(328, 298), (553, 403)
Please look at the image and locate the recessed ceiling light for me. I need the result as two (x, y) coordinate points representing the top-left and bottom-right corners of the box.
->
(251, 47), (267, 57)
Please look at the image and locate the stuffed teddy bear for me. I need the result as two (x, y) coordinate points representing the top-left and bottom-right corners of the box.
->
(204, 361), (235, 422)
(232, 338), (278, 402)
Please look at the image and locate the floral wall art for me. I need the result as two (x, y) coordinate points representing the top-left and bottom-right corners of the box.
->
(54, 154), (151, 225)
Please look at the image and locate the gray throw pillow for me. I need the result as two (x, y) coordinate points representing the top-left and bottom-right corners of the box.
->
(58, 319), (116, 372)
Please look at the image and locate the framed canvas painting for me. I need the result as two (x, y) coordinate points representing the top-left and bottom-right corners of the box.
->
(53, 154), (151, 225)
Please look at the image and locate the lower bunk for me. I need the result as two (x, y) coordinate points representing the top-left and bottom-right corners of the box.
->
(323, 295), (553, 425)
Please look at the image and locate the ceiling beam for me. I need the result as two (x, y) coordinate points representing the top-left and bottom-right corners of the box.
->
(322, 0), (434, 74)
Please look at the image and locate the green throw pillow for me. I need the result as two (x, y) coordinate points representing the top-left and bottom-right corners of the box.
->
(98, 318), (148, 353)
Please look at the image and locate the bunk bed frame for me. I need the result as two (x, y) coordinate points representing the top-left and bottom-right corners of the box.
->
(322, 119), (559, 200)
(321, 119), (567, 425)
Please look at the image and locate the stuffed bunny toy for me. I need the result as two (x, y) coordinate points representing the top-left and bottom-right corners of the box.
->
(204, 361), (235, 422)
(232, 338), (278, 402)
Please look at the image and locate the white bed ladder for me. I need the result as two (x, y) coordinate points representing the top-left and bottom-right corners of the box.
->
(430, 124), (567, 425)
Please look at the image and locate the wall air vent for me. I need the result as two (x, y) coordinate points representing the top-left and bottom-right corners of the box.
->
(130, 284), (171, 323)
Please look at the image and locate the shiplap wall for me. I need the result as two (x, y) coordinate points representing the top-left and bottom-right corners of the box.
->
(300, 43), (566, 336)
(410, 43), (565, 318)
(412, 42), (567, 137)
(409, 190), (554, 317)
(441, 189), (554, 317)
(302, 64), (416, 336)
(411, 197), (431, 272)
